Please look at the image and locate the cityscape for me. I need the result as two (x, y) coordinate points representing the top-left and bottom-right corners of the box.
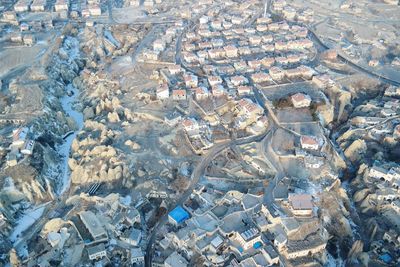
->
(0, 0), (399, 266)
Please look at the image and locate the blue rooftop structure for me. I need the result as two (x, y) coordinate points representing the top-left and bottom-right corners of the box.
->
(253, 241), (262, 249)
(379, 253), (392, 264)
(168, 205), (190, 225)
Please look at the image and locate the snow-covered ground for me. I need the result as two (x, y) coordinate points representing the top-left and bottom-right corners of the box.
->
(341, 181), (362, 246)
(10, 205), (46, 243)
(56, 36), (84, 195)
(326, 252), (345, 267)
(58, 84), (84, 195)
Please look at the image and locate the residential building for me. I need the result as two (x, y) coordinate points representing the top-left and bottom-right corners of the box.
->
(312, 75), (336, 88)
(87, 243), (107, 260)
(237, 86), (252, 96)
(285, 235), (327, 259)
(3, 11), (17, 21)
(224, 45), (238, 58)
(184, 74), (198, 88)
(168, 206), (190, 226)
(304, 156), (324, 169)
(212, 85), (226, 97)
(21, 140), (34, 155)
(251, 72), (271, 83)
(120, 228), (142, 246)
(79, 211), (108, 242)
(168, 64), (182, 75)
(14, 0), (31, 12)
(153, 39), (166, 51)
(230, 75), (248, 86)
(300, 135), (320, 150)
(54, 0), (68, 11)
(23, 34), (35, 46)
(165, 251), (188, 267)
(193, 87), (209, 100)
(12, 127), (28, 147)
(10, 33), (23, 43)
(261, 245), (279, 265)
(182, 118), (200, 136)
(31, 0), (46, 11)
(208, 76), (223, 86)
(88, 5), (101, 16)
(291, 93), (311, 108)
(236, 98), (264, 118)
(261, 57), (275, 68)
(235, 228), (262, 250)
(156, 83), (169, 100)
(269, 67), (285, 81)
(172, 90), (187, 101)
(130, 248), (144, 265)
(125, 209), (140, 226)
(288, 194), (313, 217)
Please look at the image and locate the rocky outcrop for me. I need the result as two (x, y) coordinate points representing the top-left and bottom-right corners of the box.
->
(344, 139), (367, 163)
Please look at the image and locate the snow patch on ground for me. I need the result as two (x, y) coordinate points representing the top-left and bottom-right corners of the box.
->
(326, 252), (345, 267)
(56, 35), (84, 195)
(10, 205), (46, 243)
(120, 195), (132, 206)
(342, 181), (361, 239)
(58, 84), (84, 195)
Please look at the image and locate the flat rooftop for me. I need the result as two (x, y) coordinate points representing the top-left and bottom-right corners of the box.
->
(79, 211), (107, 240)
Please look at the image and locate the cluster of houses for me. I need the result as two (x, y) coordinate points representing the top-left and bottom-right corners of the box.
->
(180, 117), (213, 154)
(5, 127), (35, 167)
(0, 176), (31, 236)
(128, 0), (165, 8)
(12, 0), (69, 13)
(153, 182), (329, 266)
(140, 26), (182, 62)
(178, 11), (317, 86)
(272, 0), (314, 24)
(21, 193), (146, 266)
(81, 0), (103, 18)
(157, 56), (270, 152)
(5, 0), (104, 19)
(369, 164), (400, 191)
(176, 96), (268, 153)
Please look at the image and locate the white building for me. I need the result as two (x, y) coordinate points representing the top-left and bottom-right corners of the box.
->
(87, 243), (107, 260)
(165, 251), (188, 267)
(54, 0), (68, 11)
(21, 140), (34, 155)
(235, 228), (262, 250)
(261, 245), (279, 265)
(130, 248), (144, 264)
(156, 84), (169, 100)
(120, 228), (142, 246)
(31, 0), (46, 11)
(153, 39), (166, 51)
(3, 11), (17, 21)
(88, 5), (101, 16)
(193, 86), (209, 100)
(14, 0), (31, 12)
(172, 89), (187, 101)
(300, 135), (320, 150)
(291, 93), (311, 108)
(184, 74), (198, 88)
(288, 194), (314, 217)
(182, 118), (200, 136)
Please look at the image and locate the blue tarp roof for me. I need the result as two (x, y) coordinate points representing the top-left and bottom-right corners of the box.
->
(379, 253), (392, 264)
(253, 241), (262, 249)
(169, 205), (190, 224)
